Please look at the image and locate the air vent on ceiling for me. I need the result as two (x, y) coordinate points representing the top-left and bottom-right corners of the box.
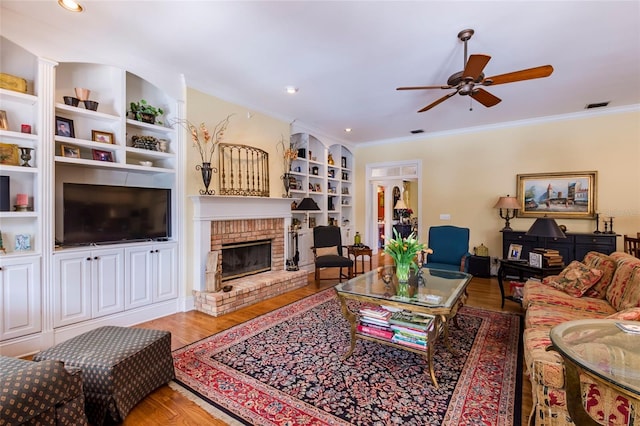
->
(585, 101), (610, 109)
(410, 129), (424, 134)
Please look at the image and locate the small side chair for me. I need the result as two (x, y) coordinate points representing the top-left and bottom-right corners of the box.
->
(426, 225), (471, 272)
(312, 225), (353, 287)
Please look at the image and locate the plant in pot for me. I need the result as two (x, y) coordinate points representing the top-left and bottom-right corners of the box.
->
(129, 99), (164, 125)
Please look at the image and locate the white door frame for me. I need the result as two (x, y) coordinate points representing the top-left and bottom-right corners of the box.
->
(365, 160), (422, 253)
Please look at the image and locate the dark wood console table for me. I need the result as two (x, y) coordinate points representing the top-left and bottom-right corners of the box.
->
(501, 231), (618, 264)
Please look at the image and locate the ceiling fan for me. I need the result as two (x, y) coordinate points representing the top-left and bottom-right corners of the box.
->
(397, 29), (554, 113)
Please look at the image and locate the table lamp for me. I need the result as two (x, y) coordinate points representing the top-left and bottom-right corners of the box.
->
(287, 197), (321, 270)
(493, 195), (520, 231)
(526, 215), (566, 249)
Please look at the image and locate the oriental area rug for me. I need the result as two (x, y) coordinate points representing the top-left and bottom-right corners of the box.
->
(172, 288), (522, 426)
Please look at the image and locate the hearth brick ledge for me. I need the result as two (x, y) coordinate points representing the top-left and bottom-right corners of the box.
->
(193, 270), (309, 317)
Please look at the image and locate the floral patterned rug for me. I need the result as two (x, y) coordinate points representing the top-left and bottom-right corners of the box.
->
(172, 289), (522, 425)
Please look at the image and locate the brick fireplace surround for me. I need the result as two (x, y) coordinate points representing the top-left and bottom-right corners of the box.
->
(191, 196), (308, 316)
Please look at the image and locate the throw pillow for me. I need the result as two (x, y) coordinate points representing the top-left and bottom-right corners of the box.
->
(316, 246), (338, 257)
(606, 307), (640, 321)
(545, 260), (603, 297)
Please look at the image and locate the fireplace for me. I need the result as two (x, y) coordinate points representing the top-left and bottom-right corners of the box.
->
(222, 239), (272, 281)
(191, 196), (308, 317)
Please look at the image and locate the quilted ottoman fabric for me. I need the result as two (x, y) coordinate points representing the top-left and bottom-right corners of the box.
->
(33, 326), (174, 425)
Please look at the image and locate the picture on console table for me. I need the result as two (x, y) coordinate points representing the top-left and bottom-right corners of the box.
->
(516, 171), (597, 219)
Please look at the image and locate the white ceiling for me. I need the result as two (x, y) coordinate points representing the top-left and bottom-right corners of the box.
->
(1, 1), (639, 145)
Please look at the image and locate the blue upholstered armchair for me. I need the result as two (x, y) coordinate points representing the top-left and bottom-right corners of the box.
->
(426, 225), (471, 272)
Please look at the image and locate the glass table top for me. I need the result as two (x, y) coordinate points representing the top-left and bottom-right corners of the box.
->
(335, 265), (472, 309)
(550, 319), (640, 396)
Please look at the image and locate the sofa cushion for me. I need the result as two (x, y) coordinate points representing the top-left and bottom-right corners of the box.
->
(606, 307), (640, 321)
(544, 261), (603, 297)
(606, 253), (640, 311)
(522, 280), (615, 316)
(583, 251), (617, 299)
(316, 245), (338, 256)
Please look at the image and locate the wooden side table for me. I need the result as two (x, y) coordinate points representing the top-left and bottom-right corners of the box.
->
(347, 245), (373, 276)
(497, 259), (564, 308)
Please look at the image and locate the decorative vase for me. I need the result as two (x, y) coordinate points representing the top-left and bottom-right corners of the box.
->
(19, 147), (33, 167)
(395, 262), (411, 298)
(196, 162), (216, 195)
(282, 172), (291, 198)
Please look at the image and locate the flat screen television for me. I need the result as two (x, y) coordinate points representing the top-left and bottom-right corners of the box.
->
(62, 183), (171, 246)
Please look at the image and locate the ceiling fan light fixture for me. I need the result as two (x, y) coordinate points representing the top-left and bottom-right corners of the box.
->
(58, 0), (83, 12)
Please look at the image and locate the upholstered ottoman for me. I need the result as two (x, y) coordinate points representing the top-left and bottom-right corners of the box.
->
(33, 326), (174, 425)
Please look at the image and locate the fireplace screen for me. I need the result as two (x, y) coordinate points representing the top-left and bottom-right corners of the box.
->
(221, 239), (272, 281)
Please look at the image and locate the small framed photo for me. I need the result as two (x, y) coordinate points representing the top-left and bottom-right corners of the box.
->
(508, 243), (523, 260)
(0, 110), (8, 130)
(0, 142), (20, 165)
(55, 116), (75, 137)
(309, 217), (316, 228)
(529, 252), (543, 268)
(92, 149), (113, 162)
(15, 234), (31, 251)
(341, 156), (347, 168)
(92, 130), (115, 144)
(60, 145), (80, 158)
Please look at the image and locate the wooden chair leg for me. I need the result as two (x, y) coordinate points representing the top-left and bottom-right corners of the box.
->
(315, 267), (320, 288)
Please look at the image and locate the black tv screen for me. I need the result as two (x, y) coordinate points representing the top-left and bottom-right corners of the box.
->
(62, 183), (171, 245)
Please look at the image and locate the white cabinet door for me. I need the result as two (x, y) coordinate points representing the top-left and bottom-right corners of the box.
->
(154, 243), (177, 302)
(0, 256), (41, 341)
(297, 230), (314, 268)
(54, 251), (92, 327)
(125, 246), (153, 309)
(91, 248), (124, 318)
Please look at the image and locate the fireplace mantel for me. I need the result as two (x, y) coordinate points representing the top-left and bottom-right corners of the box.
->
(191, 196), (294, 291)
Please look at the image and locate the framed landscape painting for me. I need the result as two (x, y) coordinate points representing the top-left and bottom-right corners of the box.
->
(516, 171), (597, 219)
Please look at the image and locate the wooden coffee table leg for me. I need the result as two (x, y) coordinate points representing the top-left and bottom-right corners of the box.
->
(338, 295), (357, 360)
(425, 322), (439, 388)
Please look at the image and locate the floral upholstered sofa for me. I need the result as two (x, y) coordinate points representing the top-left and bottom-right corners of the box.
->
(521, 251), (640, 426)
(0, 356), (88, 425)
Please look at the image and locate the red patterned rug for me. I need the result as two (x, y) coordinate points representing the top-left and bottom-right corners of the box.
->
(172, 288), (522, 425)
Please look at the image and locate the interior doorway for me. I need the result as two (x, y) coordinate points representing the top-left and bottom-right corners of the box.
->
(365, 160), (422, 254)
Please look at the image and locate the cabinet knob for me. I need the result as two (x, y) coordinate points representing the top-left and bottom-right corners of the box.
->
(150, 250), (154, 253)
(517, 236), (523, 239)
(86, 257), (92, 261)
(155, 249), (159, 253)
(592, 238), (597, 242)
(94, 256), (98, 260)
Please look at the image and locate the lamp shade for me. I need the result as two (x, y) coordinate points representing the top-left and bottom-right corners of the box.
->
(394, 199), (408, 210)
(493, 196), (520, 210)
(296, 197), (320, 211)
(526, 216), (566, 239)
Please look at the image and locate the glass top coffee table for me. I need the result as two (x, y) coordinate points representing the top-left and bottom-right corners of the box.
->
(550, 319), (640, 425)
(334, 265), (473, 388)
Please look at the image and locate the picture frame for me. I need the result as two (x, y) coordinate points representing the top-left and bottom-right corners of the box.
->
(0, 110), (8, 130)
(92, 149), (113, 162)
(92, 130), (115, 144)
(55, 116), (75, 138)
(507, 243), (523, 260)
(309, 217), (316, 228)
(15, 234), (31, 251)
(0, 142), (20, 165)
(516, 171), (597, 219)
(529, 252), (543, 268)
(60, 145), (80, 158)
(341, 156), (347, 168)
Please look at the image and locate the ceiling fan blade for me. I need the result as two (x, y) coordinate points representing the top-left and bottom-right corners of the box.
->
(418, 91), (457, 113)
(397, 85), (452, 91)
(463, 54), (491, 81)
(471, 88), (501, 107)
(484, 65), (554, 86)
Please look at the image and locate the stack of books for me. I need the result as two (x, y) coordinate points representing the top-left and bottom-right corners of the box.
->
(357, 305), (393, 340)
(388, 311), (434, 350)
(532, 248), (564, 267)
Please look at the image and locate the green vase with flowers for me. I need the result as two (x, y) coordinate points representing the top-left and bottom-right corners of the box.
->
(384, 228), (431, 298)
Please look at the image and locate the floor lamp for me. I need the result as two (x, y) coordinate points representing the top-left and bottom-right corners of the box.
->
(287, 197), (320, 270)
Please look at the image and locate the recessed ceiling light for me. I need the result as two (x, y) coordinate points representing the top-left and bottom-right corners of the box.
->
(286, 86), (298, 94)
(345, 128), (352, 133)
(58, 0), (83, 12)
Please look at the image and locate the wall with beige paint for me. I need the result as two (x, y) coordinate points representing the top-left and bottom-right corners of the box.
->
(183, 88), (290, 293)
(354, 110), (640, 257)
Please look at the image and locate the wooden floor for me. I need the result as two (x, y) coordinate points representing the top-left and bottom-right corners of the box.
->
(126, 254), (532, 425)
